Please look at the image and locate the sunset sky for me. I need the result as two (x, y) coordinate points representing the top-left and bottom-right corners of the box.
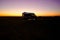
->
(0, 0), (60, 16)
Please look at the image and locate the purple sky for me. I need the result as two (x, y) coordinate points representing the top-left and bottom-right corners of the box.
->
(0, 0), (60, 16)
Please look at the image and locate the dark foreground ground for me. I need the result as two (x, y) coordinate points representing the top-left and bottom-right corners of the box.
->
(0, 16), (60, 40)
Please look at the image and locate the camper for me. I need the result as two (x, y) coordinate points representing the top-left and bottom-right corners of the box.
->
(22, 12), (37, 20)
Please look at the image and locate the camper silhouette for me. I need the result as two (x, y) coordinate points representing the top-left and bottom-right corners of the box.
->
(22, 12), (37, 20)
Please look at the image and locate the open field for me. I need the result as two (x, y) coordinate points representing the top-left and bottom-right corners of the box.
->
(0, 16), (60, 40)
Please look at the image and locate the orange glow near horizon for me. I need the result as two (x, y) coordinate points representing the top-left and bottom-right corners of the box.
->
(0, 9), (60, 16)
(0, 12), (60, 16)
